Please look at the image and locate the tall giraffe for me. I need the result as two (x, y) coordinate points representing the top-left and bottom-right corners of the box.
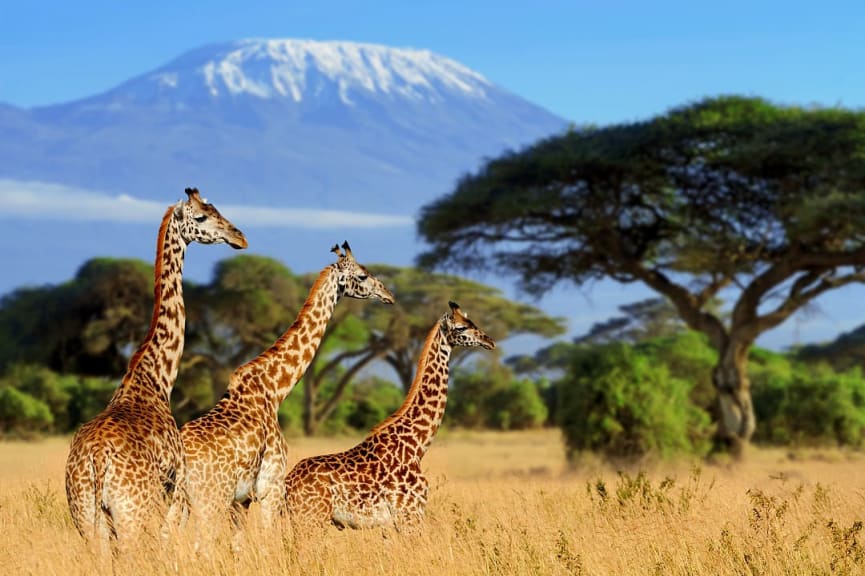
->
(176, 242), (394, 531)
(284, 301), (495, 529)
(65, 188), (247, 546)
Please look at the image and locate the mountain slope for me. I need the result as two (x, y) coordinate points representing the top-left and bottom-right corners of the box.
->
(1, 39), (566, 213)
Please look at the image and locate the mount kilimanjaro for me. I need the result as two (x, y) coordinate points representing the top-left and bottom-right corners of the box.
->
(0, 38), (567, 296)
(0, 39), (566, 211)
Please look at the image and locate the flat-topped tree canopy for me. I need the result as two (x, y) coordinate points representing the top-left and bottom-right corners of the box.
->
(418, 95), (865, 454)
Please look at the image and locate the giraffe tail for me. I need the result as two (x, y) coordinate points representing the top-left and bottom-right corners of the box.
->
(89, 447), (116, 540)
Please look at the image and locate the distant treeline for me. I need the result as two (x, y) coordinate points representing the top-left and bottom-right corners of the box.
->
(0, 255), (561, 438)
(0, 256), (862, 457)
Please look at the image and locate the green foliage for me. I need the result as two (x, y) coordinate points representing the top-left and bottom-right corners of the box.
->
(195, 255), (301, 363)
(0, 258), (154, 376)
(344, 377), (404, 432)
(576, 298), (685, 345)
(752, 360), (865, 447)
(485, 378), (548, 431)
(418, 95), (865, 446)
(557, 343), (712, 459)
(448, 360), (548, 430)
(291, 376), (405, 436)
(796, 323), (865, 372)
(172, 362), (221, 426)
(65, 377), (117, 427)
(638, 331), (717, 412)
(0, 386), (53, 436)
(0, 286), (63, 372)
(278, 389), (306, 437)
(0, 365), (72, 432)
(0, 364), (116, 435)
(418, 96), (865, 293)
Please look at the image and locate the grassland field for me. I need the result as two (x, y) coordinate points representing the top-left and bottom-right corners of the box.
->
(1, 429), (864, 575)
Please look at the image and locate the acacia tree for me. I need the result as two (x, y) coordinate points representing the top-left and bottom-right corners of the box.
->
(0, 258), (154, 375)
(418, 96), (865, 455)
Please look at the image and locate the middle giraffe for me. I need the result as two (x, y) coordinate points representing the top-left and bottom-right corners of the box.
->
(176, 242), (394, 530)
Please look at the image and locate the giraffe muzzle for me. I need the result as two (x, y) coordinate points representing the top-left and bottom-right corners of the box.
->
(227, 231), (249, 250)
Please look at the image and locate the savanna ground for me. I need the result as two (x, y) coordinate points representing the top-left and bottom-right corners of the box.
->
(1, 429), (864, 575)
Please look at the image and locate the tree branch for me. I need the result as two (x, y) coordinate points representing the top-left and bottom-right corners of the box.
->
(752, 269), (865, 335)
(315, 346), (374, 380)
(732, 246), (865, 336)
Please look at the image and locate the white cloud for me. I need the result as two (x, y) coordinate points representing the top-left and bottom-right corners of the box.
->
(0, 179), (413, 229)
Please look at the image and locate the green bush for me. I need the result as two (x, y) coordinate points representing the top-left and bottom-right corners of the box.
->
(0, 364), (73, 432)
(448, 360), (548, 430)
(486, 378), (548, 430)
(557, 343), (712, 460)
(640, 331), (717, 412)
(0, 386), (53, 436)
(65, 376), (117, 430)
(750, 349), (796, 444)
(345, 377), (404, 432)
(753, 360), (865, 447)
(0, 364), (116, 433)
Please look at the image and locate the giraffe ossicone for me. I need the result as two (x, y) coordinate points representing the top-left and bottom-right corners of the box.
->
(284, 300), (495, 530)
(64, 188), (246, 549)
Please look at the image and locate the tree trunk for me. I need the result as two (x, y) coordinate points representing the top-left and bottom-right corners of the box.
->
(712, 338), (756, 457)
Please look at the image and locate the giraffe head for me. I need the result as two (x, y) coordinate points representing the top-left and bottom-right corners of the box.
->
(176, 188), (248, 249)
(331, 241), (395, 304)
(441, 301), (496, 350)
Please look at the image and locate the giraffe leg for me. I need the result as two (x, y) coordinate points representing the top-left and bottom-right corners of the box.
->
(103, 464), (168, 549)
(188, 490), (234, 553)
(256, 480), (288, 528)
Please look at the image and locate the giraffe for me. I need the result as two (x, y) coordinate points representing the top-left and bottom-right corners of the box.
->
(64, 188), (247, 547)
(176, 242), (395, 533)
(284, 301), (495, 530)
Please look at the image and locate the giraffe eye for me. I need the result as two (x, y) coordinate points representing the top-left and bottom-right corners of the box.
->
(454, 326), (469, 333)
(193, 215), (208, 223)
(357, 274), (368, 281)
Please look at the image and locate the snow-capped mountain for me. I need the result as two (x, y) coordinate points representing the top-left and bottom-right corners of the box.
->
(0, 38), (567, 297)
(117, 39), (493, 105)
(3, 39), (565, 213)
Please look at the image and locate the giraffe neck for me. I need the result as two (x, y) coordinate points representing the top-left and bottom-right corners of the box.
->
(229, 265), (340, 412)
(370, 322), (452, 461)
(111, 204), (187, 406)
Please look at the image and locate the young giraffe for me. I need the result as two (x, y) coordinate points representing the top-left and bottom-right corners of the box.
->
(65, 188), (247, 546)
(284, 301), (495, 529)
(176, 242), (394, 532)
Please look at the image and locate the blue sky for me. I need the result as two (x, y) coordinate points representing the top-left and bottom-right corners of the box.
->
(1, 0), (863, 349)
(2, 0), (864, 124)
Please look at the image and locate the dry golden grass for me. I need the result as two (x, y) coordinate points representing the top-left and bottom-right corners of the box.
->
(2, 430), (865, 575)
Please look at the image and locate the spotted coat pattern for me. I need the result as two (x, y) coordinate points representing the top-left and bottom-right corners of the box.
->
(64, 189), (247, 545)
(284, 301), (495, 529)
(177, 242), (394, 530)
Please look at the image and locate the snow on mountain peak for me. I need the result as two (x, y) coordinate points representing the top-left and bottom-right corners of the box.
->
(149, 38), (492, 105)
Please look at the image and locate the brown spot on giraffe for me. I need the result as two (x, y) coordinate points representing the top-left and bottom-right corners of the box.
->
(284, 301), (495, 530)
(176, 242), (394, 538)
(64, 188), (246, 549)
